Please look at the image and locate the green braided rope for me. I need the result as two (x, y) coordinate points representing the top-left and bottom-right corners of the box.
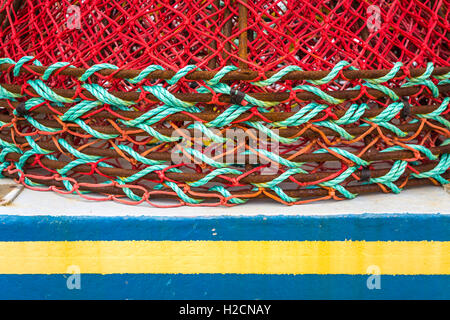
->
(244, 149), (305, 168)
(209, 185), (248, 204)
(82, 83), (135, 108)
(369, 160), (407, 193)
(244, 121), (300, 144)
(80, 63), (118, 81)
(42, 62), (74, 80)
(319, 166), (358, 199)
(128, 65), (165, 84)
(1, 58), (448, 102)
(252, 61), (349, 86)
(411, 153), (450, 184)
(402, 62), (440, 97)
(252, 167), (307, 188)
(27, 80), (76, 104)
(314, 148), (369, 166)
(380, 144), (438, 161)
(416, 97), (450, 129)
(0, 56), (448, 204)
(187, 168), (242, 187)
(291, 84), (344, 104)
(272, 103), (328, 127)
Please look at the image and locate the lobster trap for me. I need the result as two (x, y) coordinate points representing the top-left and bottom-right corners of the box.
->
(0, 0), (448, 207)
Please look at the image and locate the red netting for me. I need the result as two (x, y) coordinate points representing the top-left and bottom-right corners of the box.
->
(0, 0), (448, 207)
(0, 0), (448, 70)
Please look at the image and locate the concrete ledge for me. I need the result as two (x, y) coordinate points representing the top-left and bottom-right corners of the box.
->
(0, 177), (448, 216)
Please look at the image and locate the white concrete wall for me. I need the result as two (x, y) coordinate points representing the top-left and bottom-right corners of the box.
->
(0, 178), (448, 216)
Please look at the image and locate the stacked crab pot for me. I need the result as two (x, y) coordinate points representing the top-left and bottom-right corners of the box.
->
(0, 0), (448, 206)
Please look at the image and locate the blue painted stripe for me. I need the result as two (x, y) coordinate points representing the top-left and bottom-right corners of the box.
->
(0, 214), (448, 241)
(0, 274), (448, 299)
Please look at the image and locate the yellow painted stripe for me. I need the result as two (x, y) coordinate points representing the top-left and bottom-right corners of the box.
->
(0, 241), (448, 275)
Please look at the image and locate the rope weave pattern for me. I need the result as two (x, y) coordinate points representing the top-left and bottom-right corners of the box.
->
(0, 0), (448, 207)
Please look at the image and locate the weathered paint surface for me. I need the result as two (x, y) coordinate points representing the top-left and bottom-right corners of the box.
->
(1, 240), (448, 275)
(0, 214), (449, 241)
(1, 275), (448, 300)
(0, 214), (448, 299)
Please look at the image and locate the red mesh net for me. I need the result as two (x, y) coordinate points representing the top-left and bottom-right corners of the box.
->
(0, 0), (448, 70)
(0, 0), (448, 207)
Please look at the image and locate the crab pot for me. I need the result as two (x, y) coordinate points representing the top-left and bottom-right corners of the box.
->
(0, 0), (448, 207)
